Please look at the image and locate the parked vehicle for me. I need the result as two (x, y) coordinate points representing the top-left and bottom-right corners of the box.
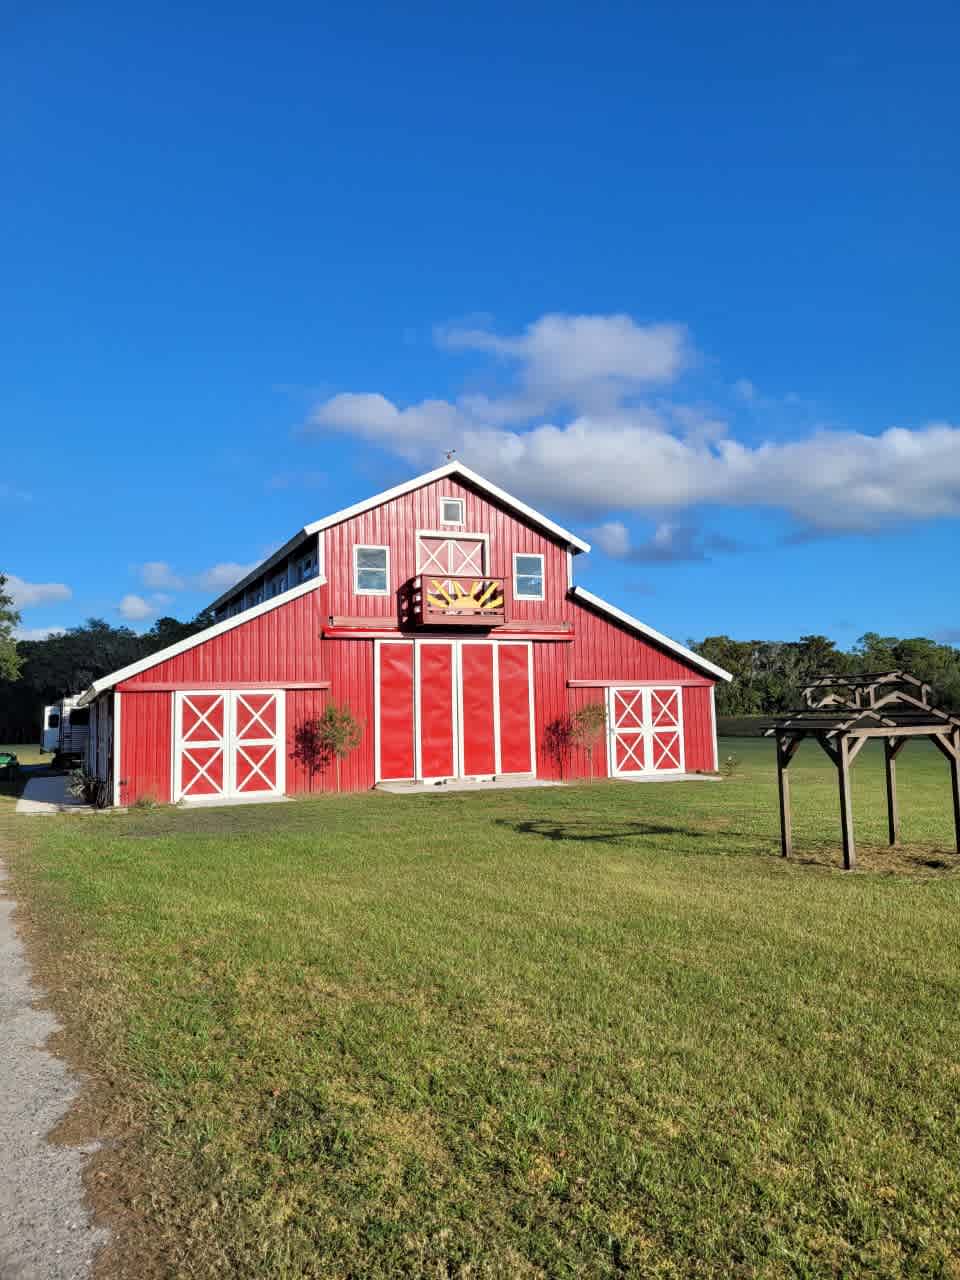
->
(41, 697), (90, 766)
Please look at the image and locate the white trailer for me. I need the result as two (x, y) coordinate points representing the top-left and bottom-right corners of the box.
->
(41, 696), (90, 763)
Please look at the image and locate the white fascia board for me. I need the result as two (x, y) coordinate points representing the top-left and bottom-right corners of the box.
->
(305, 461), (592, 554)
(76, 577), (325, 706)
(570, 585), (733, 683)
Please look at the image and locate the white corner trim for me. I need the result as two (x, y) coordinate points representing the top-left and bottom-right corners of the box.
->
(112, 691), (121, 807)
(305, 461), (591, 554)
(570, 586), (733, 683)
(77, 577), (325, 706)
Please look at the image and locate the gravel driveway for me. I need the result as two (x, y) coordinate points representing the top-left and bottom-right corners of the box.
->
(0, 860), (108, 1278)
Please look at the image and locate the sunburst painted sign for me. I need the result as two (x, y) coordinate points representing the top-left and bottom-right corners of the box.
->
(426, 578), (505, 613)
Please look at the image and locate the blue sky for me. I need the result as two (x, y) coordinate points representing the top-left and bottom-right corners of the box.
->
(3, 1), (959, 649)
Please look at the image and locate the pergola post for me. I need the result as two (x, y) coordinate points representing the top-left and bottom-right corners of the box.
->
(776, 736), (794, 858)
(837, 734), (856, 871)
(884, 737), (900, 846)
(950, 730), (960, 856)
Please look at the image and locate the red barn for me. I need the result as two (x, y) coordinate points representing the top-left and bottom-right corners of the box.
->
(79, 463), (731, 805)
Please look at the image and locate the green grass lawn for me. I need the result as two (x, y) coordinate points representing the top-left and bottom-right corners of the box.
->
(3, 738), (960, 1278)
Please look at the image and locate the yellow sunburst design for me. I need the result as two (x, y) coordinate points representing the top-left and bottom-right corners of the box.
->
(426, 579), (504, 612)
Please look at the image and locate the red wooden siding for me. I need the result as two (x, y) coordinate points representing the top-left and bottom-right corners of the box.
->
(119, 691), (172, 805)
(285, 640), (374, 793)
(124, 589), (326, 685)
(565, 596), (708, 683)
(323, 476), (569, 625)
(682, 685), (716, 772)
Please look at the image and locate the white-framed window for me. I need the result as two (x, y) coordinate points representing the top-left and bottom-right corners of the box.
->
(296, 551), (317, 583)
(440, 496), (465, 526)
(354, 545), (390, 595)
(513, 552), (545, 600)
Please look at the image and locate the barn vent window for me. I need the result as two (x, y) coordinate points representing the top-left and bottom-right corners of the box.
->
(297, 552), (317, 583)
(440, 497), (465, 526)
(354, 545), (389, 595)
(513, 553), (545, 600)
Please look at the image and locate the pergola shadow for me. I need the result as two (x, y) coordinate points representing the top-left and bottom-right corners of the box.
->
(766, 671), (960, 871)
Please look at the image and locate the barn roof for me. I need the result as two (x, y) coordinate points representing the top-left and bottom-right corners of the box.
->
(570, 586), (733, 682)
(208, 461), (591, 612)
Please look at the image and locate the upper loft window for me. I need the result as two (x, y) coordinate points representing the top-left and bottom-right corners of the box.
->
(513, 553), (545, 600)
(297, 551), (318, 583)
(267, 568), (288, 598)
(354, 545), (389, 595)
(245, 583), (265, 608)
(440, 497), (465, 526)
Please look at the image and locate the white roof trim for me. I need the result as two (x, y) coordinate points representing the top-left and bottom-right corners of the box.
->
(570, 585), (733, 682)
(305, 462), (592, 553)
(77, 577), (325, 706)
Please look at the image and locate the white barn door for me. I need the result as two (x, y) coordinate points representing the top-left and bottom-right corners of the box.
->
(174, 690), (285, 802)
(607, 686), (685, 778)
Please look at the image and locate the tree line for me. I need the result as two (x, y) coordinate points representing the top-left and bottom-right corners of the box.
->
(696, 632), (960, 718)
(0, 575), (213, 742)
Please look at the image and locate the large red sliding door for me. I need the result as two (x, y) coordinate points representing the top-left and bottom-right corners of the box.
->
(418, 642), (456, 779)
(376, 640), (535, 783)
(497, 643), (533, 773)
(378, 642), (415, 780)
(460, 642), (497, 776)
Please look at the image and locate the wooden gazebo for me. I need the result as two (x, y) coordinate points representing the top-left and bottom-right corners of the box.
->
(766, 671), (960, 869)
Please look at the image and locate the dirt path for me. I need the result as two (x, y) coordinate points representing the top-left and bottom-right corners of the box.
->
(0, 860), (107, 1278)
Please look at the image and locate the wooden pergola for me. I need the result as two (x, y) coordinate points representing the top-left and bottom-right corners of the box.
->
(765, 671), (960, 870)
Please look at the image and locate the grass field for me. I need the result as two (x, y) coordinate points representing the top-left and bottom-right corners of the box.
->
(3, 737), (960, 1278)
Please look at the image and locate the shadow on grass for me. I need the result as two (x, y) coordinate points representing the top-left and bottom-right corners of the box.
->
(496, 818), (711, 843)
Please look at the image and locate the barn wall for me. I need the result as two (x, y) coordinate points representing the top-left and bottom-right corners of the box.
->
(124, 588), (325, 685)
(323, 476), (569, 625)
(119, 691), (172, 805)
(285, 640), (375, 793)
(566, 597), (711, 683)
(682, 685), (717, 772)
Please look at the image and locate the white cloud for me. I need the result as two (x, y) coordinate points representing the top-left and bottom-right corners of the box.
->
(118, 594), (157, 621)
(14, 625), (66, 641)
(3, 574), (72, 608)
(589, 520), (742, 563)
(193, 562), (260, 591)
(307, 311), (960, 535)
(135, 560), (259, 594)
(140, 561), (185, 590)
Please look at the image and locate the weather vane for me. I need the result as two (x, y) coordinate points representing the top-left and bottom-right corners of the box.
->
(445, 448), (457, 462)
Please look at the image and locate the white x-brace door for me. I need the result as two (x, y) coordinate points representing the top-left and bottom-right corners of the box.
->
(173, 690), (285, 801)
(607, 686), (685, 777)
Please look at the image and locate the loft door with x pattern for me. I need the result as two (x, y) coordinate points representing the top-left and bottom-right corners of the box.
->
(416, 535), (485, 595)
(177, 692), (227, 798)
(649, 687), (683, 772)
(233, 692), (283, 795)
(609, 687), (646, 775)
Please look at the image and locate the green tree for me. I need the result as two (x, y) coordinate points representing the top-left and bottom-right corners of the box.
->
(0, 575), (22, 682)
(570, 701), (607, 778)
(312, 702), (364, 792)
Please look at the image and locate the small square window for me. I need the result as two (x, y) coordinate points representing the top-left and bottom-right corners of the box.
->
(354, 545), (389, 595)
(297, 553), (316, 583)
(514, 553), (544, 600)
(440, 497), (465, 525)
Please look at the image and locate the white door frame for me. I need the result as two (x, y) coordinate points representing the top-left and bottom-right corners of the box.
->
(172, 689), (284, 801)
(606, 684), (685, 778)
